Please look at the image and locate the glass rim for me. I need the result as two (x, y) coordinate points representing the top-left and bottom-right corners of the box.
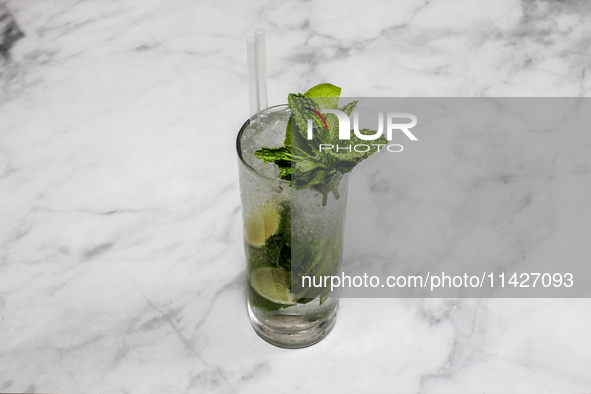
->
(236, 104), (291, 183)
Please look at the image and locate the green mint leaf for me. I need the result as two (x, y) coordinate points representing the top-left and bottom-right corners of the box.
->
(253, 146), (291, 180)
(260, 202), (291, 272)
(283, 117), (292, 146)
(263, 234), (291, 271)
(339, 100), (358, 116)
(253, 146), (290, 163)
(322, 129), (388, 174)
(279, 165), (291, 179)
(288, 93), (339, 148)
(288, 94), (322, 139)
(254, 83), (388, 205)
(290, 145), (328, 190)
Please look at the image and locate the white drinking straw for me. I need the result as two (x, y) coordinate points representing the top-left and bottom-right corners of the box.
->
(247, 29), (268, 125)
(255, 28), (268, 119)
(247, 36), (259, 124)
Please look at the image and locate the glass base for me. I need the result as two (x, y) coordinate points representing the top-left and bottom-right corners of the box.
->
(247, 300), (338, 349)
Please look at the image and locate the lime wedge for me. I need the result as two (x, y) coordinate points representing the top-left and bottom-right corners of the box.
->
(250, 267), (294, 305)
(244, 202), (280, 248)
(304, 83), (341, 109)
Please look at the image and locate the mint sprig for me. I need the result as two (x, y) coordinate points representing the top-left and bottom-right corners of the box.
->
(254, 83), (387, 205)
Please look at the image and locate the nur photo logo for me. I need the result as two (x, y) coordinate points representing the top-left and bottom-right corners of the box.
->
(304, 107), (418, 153)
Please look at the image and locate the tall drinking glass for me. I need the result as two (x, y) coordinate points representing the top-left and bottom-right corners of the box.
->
(237, 104), (349, 348)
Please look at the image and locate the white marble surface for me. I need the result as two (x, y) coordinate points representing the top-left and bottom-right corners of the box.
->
(1, 0), (591, 393)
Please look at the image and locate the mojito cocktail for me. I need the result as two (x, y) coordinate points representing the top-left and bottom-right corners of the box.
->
(237, 104), (347, 348)
(237, 83), (386, 348)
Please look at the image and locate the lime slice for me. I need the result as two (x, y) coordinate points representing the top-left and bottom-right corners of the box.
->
(250, 267), (294, 305)
(244, 202), (279, 248)
(304, 83), (341, 109)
